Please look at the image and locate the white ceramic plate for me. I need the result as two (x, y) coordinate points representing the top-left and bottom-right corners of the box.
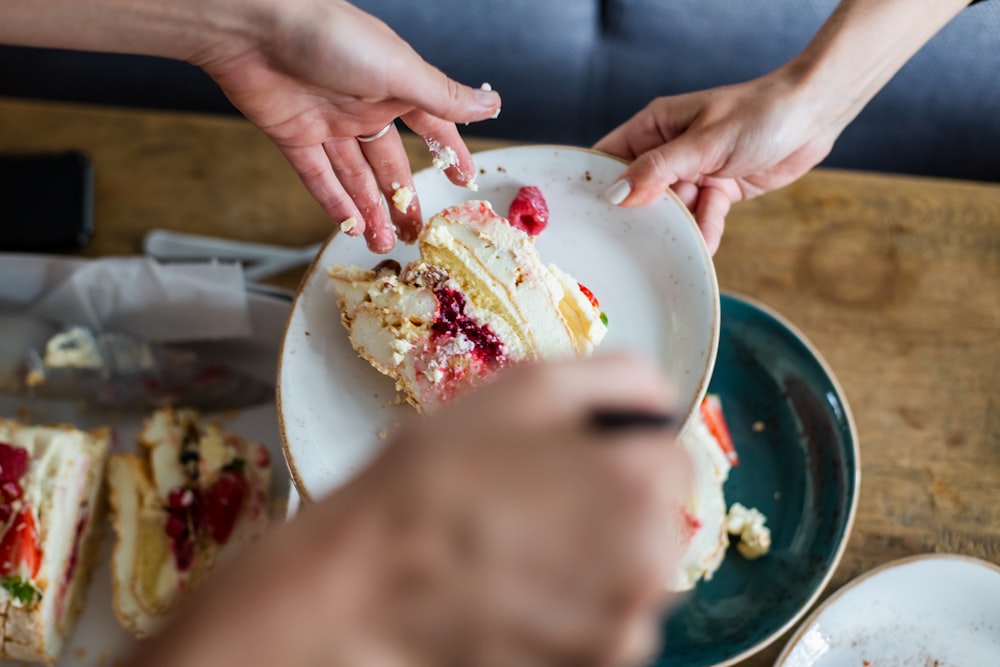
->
(0, 253), (291, 667)
(774, 554), (1000, 666)
(279, 145), (720, 500)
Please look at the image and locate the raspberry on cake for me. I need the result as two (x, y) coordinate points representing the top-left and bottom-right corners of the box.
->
(108, 408), (272, 638)
(328, 199), (608, 410)
(0, 420), (109, 664)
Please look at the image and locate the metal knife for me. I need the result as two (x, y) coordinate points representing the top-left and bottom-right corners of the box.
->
(0, 314), (274, 412)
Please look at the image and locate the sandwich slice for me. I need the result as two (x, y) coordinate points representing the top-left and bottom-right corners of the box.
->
(108, 408), (272, 637)
(0, 420), (109, 664)
(328, 199), (607, 410)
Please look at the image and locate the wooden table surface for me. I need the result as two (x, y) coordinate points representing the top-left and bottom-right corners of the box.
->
(1, 97), (998, 664)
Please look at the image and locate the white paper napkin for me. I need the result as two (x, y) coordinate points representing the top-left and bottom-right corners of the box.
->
(27, 257), (252, 342)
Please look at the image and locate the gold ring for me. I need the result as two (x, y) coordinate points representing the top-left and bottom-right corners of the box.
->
(356, 121), (394, 143)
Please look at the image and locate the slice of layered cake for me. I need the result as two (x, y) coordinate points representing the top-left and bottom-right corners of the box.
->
(329, 199), (608, 410)
(0, 421), (109, 664)
(671, 403), (735, 591)
(108, 408), (272, 637)
(670, 395), (771, 591)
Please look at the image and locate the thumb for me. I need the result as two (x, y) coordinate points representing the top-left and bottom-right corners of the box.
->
(391, 54), (501, 124)
(604, 133), (715, 208)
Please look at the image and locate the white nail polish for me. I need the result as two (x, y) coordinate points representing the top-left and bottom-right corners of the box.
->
(480, 82), (493, 91)
(604, 180), (631, 205)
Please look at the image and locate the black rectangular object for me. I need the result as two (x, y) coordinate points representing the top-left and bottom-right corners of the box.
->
(0, 150), (95, 250)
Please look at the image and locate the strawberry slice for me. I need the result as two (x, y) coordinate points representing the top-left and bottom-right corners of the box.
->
(507, 185), (549, 236)
(700, 394), (740, 466)
(0, 507), (42, 579)
(203, 468), (248, 545)
(577, 282), (600, 308)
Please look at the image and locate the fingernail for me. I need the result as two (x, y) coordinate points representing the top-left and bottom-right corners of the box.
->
(603, 179), (632, 205)
(475, 88), (500, 110)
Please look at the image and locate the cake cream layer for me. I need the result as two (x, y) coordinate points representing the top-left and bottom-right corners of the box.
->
(548, 264), (606, 355)
(671, 411), (733, 592)
(421, 201), (606, 358)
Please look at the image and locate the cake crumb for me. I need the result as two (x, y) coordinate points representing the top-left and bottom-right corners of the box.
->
(391, 184), (416, 213)
(422, 362), (445, 384)
(752, 421), (765, 432)
(725, 503), (771, 559)
(340, 217), (357, 233)
(426, 138), (459, 172)
(75, 647), (87, 661)
(378, 428), (388, 440)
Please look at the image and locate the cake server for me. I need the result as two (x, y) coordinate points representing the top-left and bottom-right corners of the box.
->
(0, 314), (274, 412)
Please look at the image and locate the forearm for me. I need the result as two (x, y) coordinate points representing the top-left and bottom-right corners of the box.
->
(785, 0), (970, 131)
(0, 0), (264, 64)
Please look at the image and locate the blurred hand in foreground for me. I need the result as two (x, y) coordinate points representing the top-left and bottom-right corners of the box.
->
(133, 353), (691, 667)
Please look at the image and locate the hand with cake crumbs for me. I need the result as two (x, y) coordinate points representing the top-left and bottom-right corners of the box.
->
(129, 354), (691, 667)
(0, 0), (501, 254)
(594, 0), (970, 255)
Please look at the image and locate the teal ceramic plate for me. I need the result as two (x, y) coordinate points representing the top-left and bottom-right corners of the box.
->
(654, 292), (860, 666)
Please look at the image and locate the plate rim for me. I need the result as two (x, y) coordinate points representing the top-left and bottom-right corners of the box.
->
(278, 144), (719, 502)
(276, 222), (338, 502)
(772, 553), (1000, 666)
(683, 290), (861, 667)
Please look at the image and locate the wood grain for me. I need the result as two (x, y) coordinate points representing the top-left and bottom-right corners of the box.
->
(1, 98), (997, 665)
(716, 169), (1000, 664)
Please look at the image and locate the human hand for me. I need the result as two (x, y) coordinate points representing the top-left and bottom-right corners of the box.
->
(195, 0), (501, 253)
(134, 354), (690, 667)
(594, 69), (839, 255)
